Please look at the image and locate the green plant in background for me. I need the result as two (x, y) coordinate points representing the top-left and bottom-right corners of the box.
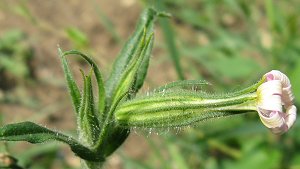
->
(148, 0), (300, 90)
(65, 27), (90, 52)
(0, 30), (34, 90)
(0, 5), (298, 169)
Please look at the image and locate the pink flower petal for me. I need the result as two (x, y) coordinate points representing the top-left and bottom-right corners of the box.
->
(257, 70), (297, 134)
(266, 73), (274, 81)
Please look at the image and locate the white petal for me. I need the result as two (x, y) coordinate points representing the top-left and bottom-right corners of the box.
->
(257, 80), (282, 112)
(258, 109), (285, 129)
(282, 85), (294, 107)
(265, 70), (294, 106)
(285, 105), (297, 129)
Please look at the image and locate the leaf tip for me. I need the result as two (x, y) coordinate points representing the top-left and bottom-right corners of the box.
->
(57, 45), (63, 56)
(157, 11), (172, 18)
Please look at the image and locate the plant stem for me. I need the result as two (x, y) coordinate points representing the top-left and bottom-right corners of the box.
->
(115, 92), (257, 128)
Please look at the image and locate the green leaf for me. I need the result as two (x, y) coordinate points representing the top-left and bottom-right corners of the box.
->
(112, 32), (154, 104)
(155, 80), (210, 92)
(105, 8), (158, 104)
(0, 122), (103, 162)
(78, 70), (101, 145)
(132, 36), (154, 93)
(60, 50), (106, 117)
(110, 33), (153, 106)
(95, 8), (160, 156)
(101, 126), (129, 157)
(58, 48), (81, 113)
(95, 34), (153, 155)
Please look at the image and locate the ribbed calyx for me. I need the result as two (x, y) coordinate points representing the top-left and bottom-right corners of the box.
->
(115, 80), (261, 128)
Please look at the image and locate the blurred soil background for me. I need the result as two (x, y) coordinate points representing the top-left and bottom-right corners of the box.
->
(0, 0), (300, 169)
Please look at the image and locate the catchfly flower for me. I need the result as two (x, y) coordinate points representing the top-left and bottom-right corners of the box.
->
(257, 70), (297, 134)
(115, 70), (296, 135)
